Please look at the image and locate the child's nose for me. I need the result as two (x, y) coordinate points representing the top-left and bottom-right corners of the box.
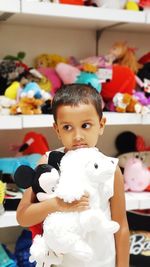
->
(73, 129), (84, 141)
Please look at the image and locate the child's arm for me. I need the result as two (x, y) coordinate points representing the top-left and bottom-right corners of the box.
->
(17, 188), (89, 227)
(110, 166), (130, 267)
(16, 155), (89, 227)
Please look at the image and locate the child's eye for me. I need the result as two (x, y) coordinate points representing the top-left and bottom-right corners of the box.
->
(82, 123), (91, 129)
(63, 125), (72, 131)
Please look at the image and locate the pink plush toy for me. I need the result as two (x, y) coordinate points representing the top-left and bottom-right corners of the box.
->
(55, 62), (101, 93)
(38, 67), (62, 95)
(124, 157), (150, 192)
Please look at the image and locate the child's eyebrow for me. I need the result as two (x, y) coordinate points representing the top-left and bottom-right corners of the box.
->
(82, 119), (93, 122)
(59, 121), (71, 125)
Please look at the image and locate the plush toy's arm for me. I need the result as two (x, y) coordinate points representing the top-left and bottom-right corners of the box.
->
(38, 168), (60, 195)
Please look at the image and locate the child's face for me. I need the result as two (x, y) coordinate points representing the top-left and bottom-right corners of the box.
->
(53, 103), (106, 152)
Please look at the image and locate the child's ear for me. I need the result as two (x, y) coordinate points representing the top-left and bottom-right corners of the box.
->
(53, 122), (61, 140)
(99, 116), (106, 136)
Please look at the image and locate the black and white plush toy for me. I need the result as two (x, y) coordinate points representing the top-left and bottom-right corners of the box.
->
(15, 147), (120, 267)
(14, 151), (64, 199)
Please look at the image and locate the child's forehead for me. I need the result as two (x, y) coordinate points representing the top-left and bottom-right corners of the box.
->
(56, 103), (98, 121)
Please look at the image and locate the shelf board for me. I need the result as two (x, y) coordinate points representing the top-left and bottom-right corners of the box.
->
(0, 192), (150, 227)
(0, 115), (22, 129)
(2, 2), (147, 31)
(103, 112), (142, 125)
(146, 11), (150, 23)
(22, 114), (54, 128)
(125, 192), (150, 211)
(0, 113), (149, 129)
(0, 0), (20, 13)
(0, 211), (18, 228)
(142, 114), (150, 125)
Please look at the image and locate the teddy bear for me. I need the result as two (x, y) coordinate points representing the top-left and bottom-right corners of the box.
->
(14, 148), (120, 267)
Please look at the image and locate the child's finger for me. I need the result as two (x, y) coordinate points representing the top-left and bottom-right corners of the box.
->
(83, 191), (89, 197)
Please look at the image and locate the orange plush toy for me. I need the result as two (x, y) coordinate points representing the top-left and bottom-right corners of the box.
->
(108, 41), (142, 74)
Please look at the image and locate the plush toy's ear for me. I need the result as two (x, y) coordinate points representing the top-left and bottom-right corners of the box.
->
(115, 131), (137, 156)
(14, 165), (35, 189)
(48, 151), (65, 170)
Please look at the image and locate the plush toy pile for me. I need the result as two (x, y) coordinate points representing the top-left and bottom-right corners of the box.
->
(1, 43), (150, 115)
(14, 147), (119, 267)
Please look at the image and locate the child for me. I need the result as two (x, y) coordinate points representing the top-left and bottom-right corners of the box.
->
(16, 83), (129, 267)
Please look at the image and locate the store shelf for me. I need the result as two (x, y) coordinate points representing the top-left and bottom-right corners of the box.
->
(0, 211), (18, 228)
(1, 113), (150, 129)
(1, 2), (147, 32)
(142, 113), (150, 125)
(104, 112), (142, 125)
(146, 10), (150, 23)
(22, 114), (54, 128)
(0, 192), (149, 227)
(0, 0), (20, 13)
(0, 115), (22, 129)
(126, 192), (150, 211)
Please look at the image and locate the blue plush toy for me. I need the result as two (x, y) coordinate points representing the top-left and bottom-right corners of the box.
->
(76, 72), (101, 93)
(21, 82), (42, 99)
(0, 153), (41, 175)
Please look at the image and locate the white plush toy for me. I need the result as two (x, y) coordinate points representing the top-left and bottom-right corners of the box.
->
(30, 147), (120, 267)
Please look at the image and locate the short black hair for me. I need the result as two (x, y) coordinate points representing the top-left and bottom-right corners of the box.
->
(52, 83), (103, 122)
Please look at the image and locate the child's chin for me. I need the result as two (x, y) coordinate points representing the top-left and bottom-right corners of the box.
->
(72, 145), (88, 150)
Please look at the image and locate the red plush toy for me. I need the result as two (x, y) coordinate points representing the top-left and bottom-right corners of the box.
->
(19, 131), (49, 155)
(138, 52), (150, 65)
(101, 65), (135, 102)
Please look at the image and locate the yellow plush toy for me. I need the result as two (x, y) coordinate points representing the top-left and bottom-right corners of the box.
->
(125, 1), (139, 11)
(4, 81), (20, 100)
(35, 54), (67, 69)
(10, 97), (44, 115)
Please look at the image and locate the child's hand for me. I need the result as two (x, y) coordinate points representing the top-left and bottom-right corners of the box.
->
(55, 192), (90, 212)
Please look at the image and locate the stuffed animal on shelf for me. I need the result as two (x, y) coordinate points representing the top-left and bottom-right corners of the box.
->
(92, 0), (126, 8)
(0, 132), (50, 176)
(34, 54), (67, 69)
(115, 131), (150, 191)
(112, 92), (141, 113)
(108, 41), (142, 74)
(0, 96), (16, 115)
(18, 131), (50, 156)
(101, 64), (136, 102)
(124, 157), (150, 192)
(125, 0), (140, 10)
(55, 62), (101, 93)
(10, 96), (44, 115)
(14, 148), (120, 267)
(37, 67), (62, 95)
(139, 0), (150, 10)
(0, 154), (41, 176)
